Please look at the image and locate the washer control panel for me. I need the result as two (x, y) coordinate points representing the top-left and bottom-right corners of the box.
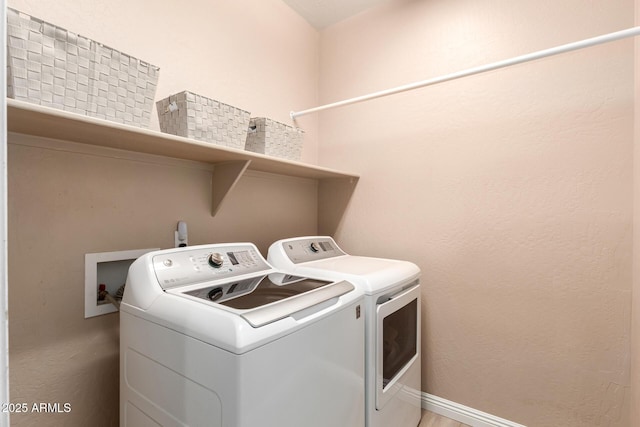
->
(153, 244), (270, 289)
(282, 237), (346, 264)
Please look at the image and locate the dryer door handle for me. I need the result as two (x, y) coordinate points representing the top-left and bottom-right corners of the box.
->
(241, 280), (355, 327)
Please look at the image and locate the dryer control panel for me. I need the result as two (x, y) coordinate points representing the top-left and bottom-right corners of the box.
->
(153, 244), (270, 290)
(280, 237), (346, 264)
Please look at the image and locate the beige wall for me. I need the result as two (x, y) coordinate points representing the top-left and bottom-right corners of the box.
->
(6, 0), (320, 426)
(632, 0), (640, 425)
(319, 1), (634, 426)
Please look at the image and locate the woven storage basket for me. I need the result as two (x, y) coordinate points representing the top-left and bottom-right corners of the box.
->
(6, 8), (159, 128)
(245, 117), (304, 161)
(156, 91), (251, 150)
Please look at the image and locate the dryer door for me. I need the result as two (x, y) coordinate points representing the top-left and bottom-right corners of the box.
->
(375, 283), (420, 410)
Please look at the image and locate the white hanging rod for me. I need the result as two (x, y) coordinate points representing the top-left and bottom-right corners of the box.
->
(290, 26), (640, 119)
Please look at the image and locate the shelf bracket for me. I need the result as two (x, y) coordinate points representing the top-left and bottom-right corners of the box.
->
(211, 160), (251, 216)
(318, 177), (359, 235)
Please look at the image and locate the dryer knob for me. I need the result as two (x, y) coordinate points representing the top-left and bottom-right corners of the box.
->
(310, 242), (320, 253)
(208, 252), (224, 268)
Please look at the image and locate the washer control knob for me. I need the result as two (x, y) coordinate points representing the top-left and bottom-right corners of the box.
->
(310, 242), (320, 253)
(208, 252), (224, 268)
(207, 287), (224, 301)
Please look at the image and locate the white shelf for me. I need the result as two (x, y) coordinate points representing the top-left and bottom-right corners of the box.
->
(7, 99), (359, 220)
(7, 99), (357, 179)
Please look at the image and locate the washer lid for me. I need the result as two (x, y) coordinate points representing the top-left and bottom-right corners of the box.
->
(239, 280), (355, 327)
(176, 275), (355, 328)
(182, 275), (333, 309)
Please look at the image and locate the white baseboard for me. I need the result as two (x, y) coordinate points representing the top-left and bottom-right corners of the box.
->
(422, 393), (527, 427)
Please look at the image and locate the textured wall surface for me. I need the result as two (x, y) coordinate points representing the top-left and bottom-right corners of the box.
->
(632, 0), (640, 424)
(318, 1), (634, 426)
(6, 0), (320, 426)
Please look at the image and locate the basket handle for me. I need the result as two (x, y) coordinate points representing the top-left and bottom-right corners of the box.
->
(163, 101), (178, 114)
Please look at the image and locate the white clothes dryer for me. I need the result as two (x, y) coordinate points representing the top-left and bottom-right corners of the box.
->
(268, 236), (422, 427)
(120, 243), (365, 427)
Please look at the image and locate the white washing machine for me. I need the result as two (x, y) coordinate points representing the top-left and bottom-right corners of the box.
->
(268, 236), (422, 427)
(120, 243), (365, 427)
